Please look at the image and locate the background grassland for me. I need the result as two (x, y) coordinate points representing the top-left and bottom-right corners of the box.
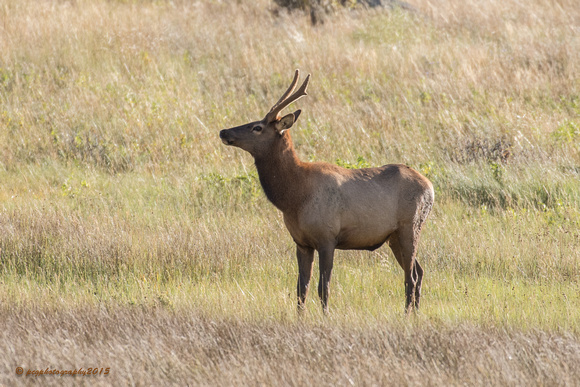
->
(1, 0), (579, 385)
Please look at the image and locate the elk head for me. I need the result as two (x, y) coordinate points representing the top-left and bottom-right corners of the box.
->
(219, 70), (310, 157)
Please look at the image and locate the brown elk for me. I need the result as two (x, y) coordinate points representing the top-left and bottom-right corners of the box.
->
(219, 70), (434, 313)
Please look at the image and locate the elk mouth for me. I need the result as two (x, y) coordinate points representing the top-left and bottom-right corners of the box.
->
(219, 130), (235, 146)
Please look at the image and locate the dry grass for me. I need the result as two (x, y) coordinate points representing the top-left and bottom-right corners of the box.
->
(1, 0), (580, 385)
(2, 306), (580, 386)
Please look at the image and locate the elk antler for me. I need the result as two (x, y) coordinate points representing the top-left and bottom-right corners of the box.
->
(264, 70), (310, 123)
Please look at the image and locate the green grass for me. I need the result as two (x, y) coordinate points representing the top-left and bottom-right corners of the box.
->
(1, 0), (579, 384)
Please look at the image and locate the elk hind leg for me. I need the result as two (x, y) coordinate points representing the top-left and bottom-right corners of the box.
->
(388, 227), (422, 313)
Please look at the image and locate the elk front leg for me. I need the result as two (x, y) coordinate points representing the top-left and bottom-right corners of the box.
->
(296, 245), (315, 312)
(317, 246), (335, 314)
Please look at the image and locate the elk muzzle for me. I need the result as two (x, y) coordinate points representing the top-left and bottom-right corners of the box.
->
(219, 129), (235, 146)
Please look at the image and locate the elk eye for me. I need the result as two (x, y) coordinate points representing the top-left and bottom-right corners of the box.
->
(252, 126), (263, 132)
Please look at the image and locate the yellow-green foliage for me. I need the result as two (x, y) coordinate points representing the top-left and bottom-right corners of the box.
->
(0, 0), (579, 385)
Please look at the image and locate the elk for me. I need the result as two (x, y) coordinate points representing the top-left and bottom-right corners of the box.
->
(219, 70), (434, 313)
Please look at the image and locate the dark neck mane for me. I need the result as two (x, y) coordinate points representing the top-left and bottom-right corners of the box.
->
(253, 132), (308, 213)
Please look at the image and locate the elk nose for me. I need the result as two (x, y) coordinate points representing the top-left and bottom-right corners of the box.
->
(219, 129), (234, 145)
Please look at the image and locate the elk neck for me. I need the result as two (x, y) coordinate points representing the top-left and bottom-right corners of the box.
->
(253, 132), (310, 213)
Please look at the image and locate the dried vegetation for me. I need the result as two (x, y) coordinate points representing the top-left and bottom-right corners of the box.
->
(0, 0), (579, 385)
(2, 307), (580, 386)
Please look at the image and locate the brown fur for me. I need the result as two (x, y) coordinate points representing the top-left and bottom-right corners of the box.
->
(219, 73), (434, 314)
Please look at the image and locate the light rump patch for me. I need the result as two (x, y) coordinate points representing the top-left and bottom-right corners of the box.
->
(220, 70), (434, 314)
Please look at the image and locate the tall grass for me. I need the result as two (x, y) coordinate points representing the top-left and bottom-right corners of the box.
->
(0, 0), (579, 384)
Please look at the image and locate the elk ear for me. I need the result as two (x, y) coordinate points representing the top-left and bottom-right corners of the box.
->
(275, 110), (301, 135)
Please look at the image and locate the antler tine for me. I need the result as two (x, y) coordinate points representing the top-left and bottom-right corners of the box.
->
(265, 70), (310, 123)
(273, 69), (300, 108)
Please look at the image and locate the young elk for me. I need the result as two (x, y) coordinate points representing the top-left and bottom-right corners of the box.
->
(219, 70), (434, 314)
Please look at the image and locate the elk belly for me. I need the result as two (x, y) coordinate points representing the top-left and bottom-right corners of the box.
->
(335, 225), (394, 251)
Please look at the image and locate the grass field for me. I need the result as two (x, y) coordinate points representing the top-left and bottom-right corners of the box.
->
(1, 0), (579, 385)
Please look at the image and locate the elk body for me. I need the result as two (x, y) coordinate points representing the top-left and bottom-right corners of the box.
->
(219, 70), (434, 313)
